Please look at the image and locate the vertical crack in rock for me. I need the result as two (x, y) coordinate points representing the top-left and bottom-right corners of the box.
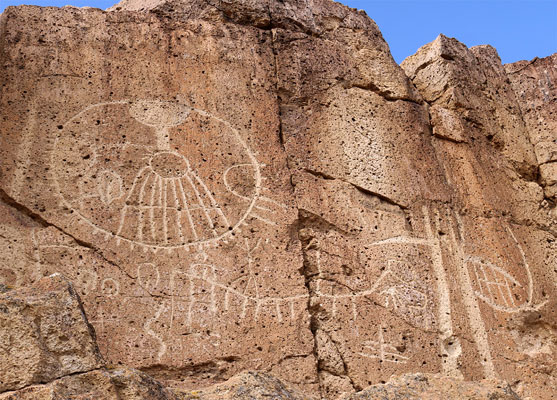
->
(299, 212), (326, 398)
(296, 209), (358, 397)
(268, 24), (323, 395)
(274, 71), (324, 399)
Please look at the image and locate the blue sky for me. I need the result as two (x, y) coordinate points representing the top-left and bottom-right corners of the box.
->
(1, 0), (555, 64)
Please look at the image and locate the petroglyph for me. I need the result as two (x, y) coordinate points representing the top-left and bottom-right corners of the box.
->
(422, 206), (460, 376)
(224, 164), (288, 226)
(17, 196), (543, 385)
(307, 203), (544, 379)
(101, 278), (120, 297)
(97, 170), (124, 205)
(310, 245), (436, 331)
(380, 285), (428, 314)
(89, 311), (121, 336)
(468, 256), (525, 311)
(464, 226), (539, 314)
(357, 326), (409, 364)
(116, 151), (231, 249)
(2, 7), (556, 398)
(445, 210), (496, 378)
(137, 263), (160, 294)
(144, 301), (169, 362)
(169, 247), (308, 328)
(50, 99), (288, 252)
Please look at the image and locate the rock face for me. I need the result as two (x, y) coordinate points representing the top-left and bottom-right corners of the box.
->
(0, 274), (103, 393)
(178, 371), (309, 399)
(0, 1), (555, 399)
(342, 373), (520, 400)
(0, 275), (182, 400)
(0, 275), (524, 400)
(506, 55), (557, 202)
(0, 368), (185, 400)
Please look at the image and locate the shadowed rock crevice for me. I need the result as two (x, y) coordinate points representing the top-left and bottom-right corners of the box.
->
(139, 361), (230, 384)
(297, 209), (358, 397)
(342, 81), (423, 105)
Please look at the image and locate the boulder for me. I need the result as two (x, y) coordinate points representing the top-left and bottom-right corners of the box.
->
(342, 373), (520, 400)
(0, 274), (103, 393)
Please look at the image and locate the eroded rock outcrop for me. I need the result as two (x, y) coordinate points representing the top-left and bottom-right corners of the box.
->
(0, 275), (184, 399)
(506, 54), (557, 203)
(342, 373), (520, 400)
(0, 0), (555, 399)
(0, 274), (103, 393)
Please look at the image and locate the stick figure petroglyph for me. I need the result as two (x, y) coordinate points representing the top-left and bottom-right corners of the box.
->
(358, 326), (409, 364)
(167, 240), (307, 331)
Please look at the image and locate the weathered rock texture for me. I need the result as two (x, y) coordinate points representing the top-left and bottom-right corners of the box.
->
(0, 275), (181, 399)
(0, 0), (555, 399)
(179, 371), (309, 399)
(0, 277), (522, 399)
(0, 276), (245, 399)
(342, 373), (520, 400)
(0, 274), (103, 393)
(506, 55), (557, 202)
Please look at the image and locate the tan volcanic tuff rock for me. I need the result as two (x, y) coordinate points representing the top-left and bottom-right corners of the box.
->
(401, 35), (537, 179)
(178, 371), (311, 399)
(281, 14), (555, 400)
(0, 273), (529, 400)
(341, 373), (521, 400)
(0, 1), (314, 394)
(506, 54), (557, 202)
(0, 0), (556, 399)
(0, 274), (305, 400)
(0, 368), (186, 400)
(399, 35), (557, 400)
(0, 274), (103, 393)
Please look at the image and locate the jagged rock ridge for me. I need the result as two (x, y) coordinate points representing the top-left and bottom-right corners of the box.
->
(0, 0), (555, 399)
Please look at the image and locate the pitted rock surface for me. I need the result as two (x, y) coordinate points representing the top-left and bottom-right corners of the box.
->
(341, 373), (521, 400)
(0, 368), (185, 400)
(506, 54), (557, 202)
(0, 1), (555, 399)
(0, 275), (103, 393)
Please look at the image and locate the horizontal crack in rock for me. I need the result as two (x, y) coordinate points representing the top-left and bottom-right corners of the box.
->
(302, 168), (408, 210)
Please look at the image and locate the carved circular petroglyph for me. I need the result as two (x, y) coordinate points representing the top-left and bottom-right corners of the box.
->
(101, 278), (120, 297)
(137, 263), (160, 293)
(51, 100), (262, 251)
